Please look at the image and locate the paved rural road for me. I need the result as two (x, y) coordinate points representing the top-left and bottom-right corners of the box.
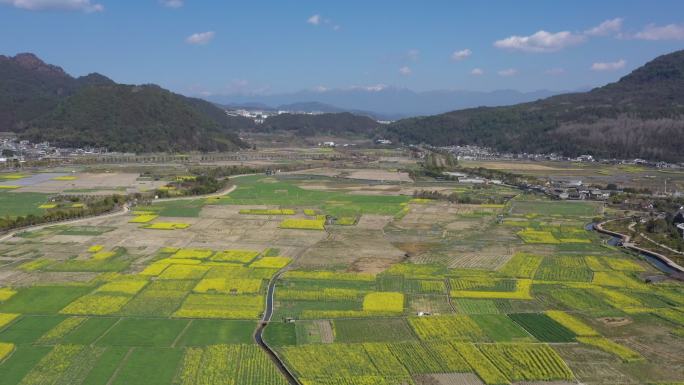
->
(0, 204), (132, 243)
(254, 270), (301, 385)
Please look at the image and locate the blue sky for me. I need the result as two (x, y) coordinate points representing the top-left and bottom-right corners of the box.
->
(1, 0), (683, 96)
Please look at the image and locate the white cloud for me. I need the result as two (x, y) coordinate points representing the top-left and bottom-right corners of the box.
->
(399, 66), (412, 76)
(498, 68), (518, 77)
(591, 59), (626, 71)
(494, 30), (585, 52)
(470, 68), (484, 76)
(185, 31), (215, 45)
(634, 23), (684, 40)
(160, 0), (183, 8)
(348, 84), (388, 92)
(545, 68), (565, 75)
(585, 18), (623, 36)
(307, 14), (321, 25)
(407, 49), (420, 61)
(451, 48), (472, 61)
(0, 0), (103, 12)
(307, 14), (341, 31)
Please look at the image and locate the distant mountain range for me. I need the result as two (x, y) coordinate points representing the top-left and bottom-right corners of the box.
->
(210, 88), (570, 119)
(384, 49), (684, 162)
(0, 53), (250, 152)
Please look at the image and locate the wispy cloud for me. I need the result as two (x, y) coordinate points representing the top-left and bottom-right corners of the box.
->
(399, 66), (412, 76)
(585, 18), (623, 36)
(634, 23), (684, 40)
(307, 13), (341, 31)
(406, 49), (420, 61)
(185, 31), (215, 45)
(348, 84), (388, 92)
(160, 0), (183, 8)
(494, 30), (585, 52)
(498, 68), (518, 77)
(470, 68), (484, 76)
(0, 0), (103, 12)
(307, 14), (321, 25)
(545, 68), (565, 75)
(591, 59), (626, 71)
(451, 49), (472, 61)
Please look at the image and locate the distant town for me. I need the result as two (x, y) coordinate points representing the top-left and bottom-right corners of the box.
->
(0, 133), (108, 164)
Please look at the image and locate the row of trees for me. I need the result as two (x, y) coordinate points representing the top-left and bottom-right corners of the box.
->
(412, 189), (508, 205)
(0, 195), (126, 231)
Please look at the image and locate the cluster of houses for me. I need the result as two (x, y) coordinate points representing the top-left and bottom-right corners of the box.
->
(226, 108), (327, 124)
(546, 181), (611, 200)
(442, 172), (503, 185)
(440, 144), (684, 169)
(0, 136), (108, 164)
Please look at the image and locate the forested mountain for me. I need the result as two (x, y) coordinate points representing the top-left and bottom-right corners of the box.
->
(0, 53), (250, 152)
(257, 112), (381, 137)
(385, 50), (684, 162)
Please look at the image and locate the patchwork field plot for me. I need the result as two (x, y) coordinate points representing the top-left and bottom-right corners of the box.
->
(0, 171), (682, 385)
(478, 343), (574, 382)
(508, 313), (576, 342)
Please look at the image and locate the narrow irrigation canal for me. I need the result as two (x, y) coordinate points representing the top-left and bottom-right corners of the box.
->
(254, 272), (300, 385)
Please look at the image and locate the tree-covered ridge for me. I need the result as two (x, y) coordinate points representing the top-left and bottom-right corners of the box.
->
(0, 53), (250, 153)
(385, 50), (684, 161)
(257, 112), (381, 137)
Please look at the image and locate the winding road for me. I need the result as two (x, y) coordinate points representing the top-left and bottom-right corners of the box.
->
(254, 271), (301, 385)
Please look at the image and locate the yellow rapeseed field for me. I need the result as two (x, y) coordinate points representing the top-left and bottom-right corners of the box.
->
(249, 256), (291, 269)
(546, 311), (598, 336)
(95, 280), (148, 295)
(129, 214), (159, 223)
(211, 249), (260, 263)
(578, 336), (643, 362)
(144, 222), (191, 230)
(88, 245), (104, 253)
(0, 342), (15, 362)
(171, 248), (214, 260)
(60, 294), (131, 315)
(0, 313), (19, 329)
(279, 218), (325, 230)
(0, 287), (17, 301)
(362, 292), (404, 313)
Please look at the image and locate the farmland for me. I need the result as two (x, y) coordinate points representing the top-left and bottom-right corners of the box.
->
(0, 163), (683, 385)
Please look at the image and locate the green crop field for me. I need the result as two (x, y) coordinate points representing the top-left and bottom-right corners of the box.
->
(333, 318), (417, 343)
(0, 192), (50, 217)
(0, 166), (682, 385)
(508, 313), (577, 342)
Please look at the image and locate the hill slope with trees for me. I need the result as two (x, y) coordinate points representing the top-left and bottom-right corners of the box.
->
(385, 50), (684, 161)
(0, 53), (250, 152)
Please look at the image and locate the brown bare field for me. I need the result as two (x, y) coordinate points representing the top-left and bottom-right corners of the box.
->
(296, 227), (404, 270)
(315, 320), (335, 343)
(414, 373), (485, 385)
(290, 167), (412, 182)
(462, 161), (573, 171)
(15, 172), (167, 194)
